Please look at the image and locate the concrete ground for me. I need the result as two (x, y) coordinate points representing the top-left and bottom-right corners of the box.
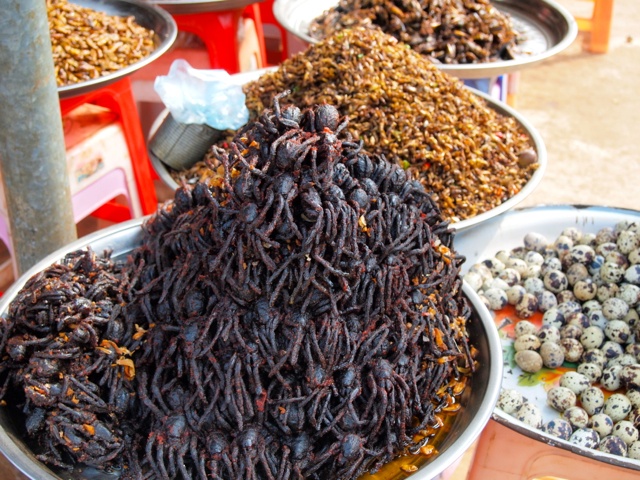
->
(0, 0), (637, 478)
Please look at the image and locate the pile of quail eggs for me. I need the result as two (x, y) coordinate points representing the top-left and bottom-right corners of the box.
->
(466, 220), (640, 459)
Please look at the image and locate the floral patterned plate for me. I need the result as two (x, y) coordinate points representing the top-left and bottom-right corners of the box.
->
(454, 204), (640, 471)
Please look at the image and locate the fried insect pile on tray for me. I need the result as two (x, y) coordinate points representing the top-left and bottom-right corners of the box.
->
(0, 96), (475, 479)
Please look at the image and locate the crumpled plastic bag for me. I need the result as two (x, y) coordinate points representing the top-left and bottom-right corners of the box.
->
(154, 59), (249, 130)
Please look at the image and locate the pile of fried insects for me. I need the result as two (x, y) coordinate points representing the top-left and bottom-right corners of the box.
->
(0, 97), (476, 479)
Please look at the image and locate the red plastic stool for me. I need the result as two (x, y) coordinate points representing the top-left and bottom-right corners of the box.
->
(468, 417), (640, 479)
(169, 3), (267, 73)
(257, 0), (289, 64)
(59, 76), (158, 218)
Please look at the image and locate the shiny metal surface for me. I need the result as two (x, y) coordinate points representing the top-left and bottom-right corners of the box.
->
(273, 0), (578, 79)
(151, 72), (547, 231)
(454, 204), (640, 472)
(0, 218), (501, 479)
(57, 0), (178, 99)
(150, 0), (263, 14)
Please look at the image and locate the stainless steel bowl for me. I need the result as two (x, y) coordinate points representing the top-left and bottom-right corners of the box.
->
(0, 218), (502, 479)
(57, 0), (178, 99)
(272, 0), (578, 79)
(150, 70), (547, 232)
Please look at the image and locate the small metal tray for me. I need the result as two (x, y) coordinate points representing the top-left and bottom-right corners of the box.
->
(150, 67), (547, 232)
(57, 0), (178, 99)
(273, 0), (578, 79)
(149, 0), (264, 15)
(454, 204), (640, 472)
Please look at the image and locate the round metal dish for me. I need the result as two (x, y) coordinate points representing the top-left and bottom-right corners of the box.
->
(57, 0), (178, 99)
(150, 69), (547, 232)
(453, 204), (640, 472)
(273, 0), (578, 79)
(0, 218), (501, 479)
(149, 0), (263, 15)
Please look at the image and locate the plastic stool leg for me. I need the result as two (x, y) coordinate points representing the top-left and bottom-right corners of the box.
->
(468, 419), (640, 479)
(590, 0), (614, 53)
(172, 10), (245, 73)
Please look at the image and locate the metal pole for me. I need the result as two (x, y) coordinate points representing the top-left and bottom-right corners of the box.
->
(0, 0), (76, 275)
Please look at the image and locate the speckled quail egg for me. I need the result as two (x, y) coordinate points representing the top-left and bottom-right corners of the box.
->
(590, 413), (615, 437)
(515, 293), (539, 319)
(557, 301), (582, 317)
(547, 386), (577, 412)
(523, 277), (545, 295)
(541, 257), (563, 276)
(524, 232), (548, 253)
(569, 428), (600, 449)
(608, 353), (637, 367)
(560, 338), (584, 363)
(580, 386), (605, 416)
(625, 308), (640, 329)
(589, 310), (608, 330)
(601, 261), (625, 284)
(565, 312), (590, 329)
(599, 435), (628, 456)
(543, 419), (574, 440)
(556, 290), (577, 305)
(561, 227), (582, 243)
(536, 290), (558, 312)
(597, 282), (620, 303)
(540, 341), (565, 368)
(617, 284), (640, 307)
(514, 334), (541, 352)
(581, 348), (607, 368)
(506, 285), (526, 306)
(601, 365), (624, 391)
(498, 268), (522, 286)
(463, 271), (484, 292)
(629, 248), (640, 265)
(566, 263), (590, 286)
(483, 278), (510, 292)
(515, 401), (543, 429)
(560, 324), (584, 340)
(482, 257), (506, 276)
(602, 298), (630, 321)
(580, 326), (605, 350)
(620, 365), (640, 389)
(588, 255), (605, 276)
(601, 340), (625, 360)
(576, 362), (603, 383)
(612, 420), (639, 445)
(560, 371), (591, 395)
(562, 406), (590, 429)
(574, 278), (598, 301)
(578, 232), (597, 247)
(496, 388), (524, 415)
(524, 250), (544, 266)
(604, 393), (633, 422)
(553, 235), (574, 257)
(469, 263), (493, 283)
(569, 245), (596, 265)
(538, 324), (561, 344)
(514, 350), (543, 373)
(483, 288), (509, 310)
(542, 308), (565, 329)
(582, 299), (603, 316)
(505, 258), (528, 278)
(596, 242), (618, 257)
(625, 265), (640, 285)
(606, 251), (630, 269)
(514, 320), (538, 338)
(544, 270), (569, 293)
(604, 319), (631, 344)
(595, 227), (617, 245)
(626, 389), (640, 408)
(628, 440), (640, 460)
(617, 230), (639, 255)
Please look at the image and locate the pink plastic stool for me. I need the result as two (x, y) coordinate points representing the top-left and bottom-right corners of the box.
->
(468, 417), (640, 479)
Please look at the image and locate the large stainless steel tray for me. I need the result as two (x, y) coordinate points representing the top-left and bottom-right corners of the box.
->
(57, 0), (178, 99)
(0, 218), (502, 479)
(150, 0), (264, 15)
(149, 68), (547, 232)
(454, 204), (640, 472)
(273, 0), (578, 79)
